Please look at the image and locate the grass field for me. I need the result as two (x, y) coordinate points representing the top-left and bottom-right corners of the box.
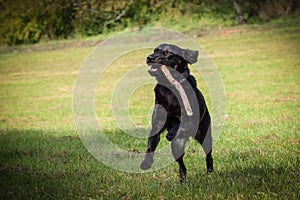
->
(0, 21), (299, 199)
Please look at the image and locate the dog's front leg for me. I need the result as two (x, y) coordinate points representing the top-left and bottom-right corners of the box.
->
(166, 115), (195, 141)
(140, 104), (167, 170)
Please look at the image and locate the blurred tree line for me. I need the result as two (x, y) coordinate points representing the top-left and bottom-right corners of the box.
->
(0, 0), (299, 45)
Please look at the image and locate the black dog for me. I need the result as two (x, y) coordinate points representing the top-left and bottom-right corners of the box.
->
(140, 44), (214, 182)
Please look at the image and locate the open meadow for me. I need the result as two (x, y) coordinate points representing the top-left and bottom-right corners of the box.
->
(0, 21), (299, 199)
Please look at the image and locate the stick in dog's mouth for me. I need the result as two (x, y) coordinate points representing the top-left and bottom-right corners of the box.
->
(160, 65), (193, 116)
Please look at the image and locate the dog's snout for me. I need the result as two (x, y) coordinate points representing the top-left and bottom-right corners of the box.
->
(146, 54), (155, 64)
(147, 54), (154, 60)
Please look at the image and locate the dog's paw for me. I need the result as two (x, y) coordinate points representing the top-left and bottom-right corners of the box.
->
(166, 131), (177, 141)
(140, 157), (153, 170)
(179, 171), (187, 183)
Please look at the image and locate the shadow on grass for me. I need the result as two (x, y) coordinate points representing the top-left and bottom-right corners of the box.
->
(0, 128), (163, 199)
(0, 129), (102, 199)
(1, 129), (299, 199)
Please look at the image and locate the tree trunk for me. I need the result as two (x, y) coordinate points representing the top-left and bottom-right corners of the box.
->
(233, 1), (245, 24)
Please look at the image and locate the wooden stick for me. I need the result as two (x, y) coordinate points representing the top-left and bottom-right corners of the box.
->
(161, 65), (193, 116)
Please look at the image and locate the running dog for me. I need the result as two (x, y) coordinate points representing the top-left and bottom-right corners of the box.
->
(140, 44), (214, 182)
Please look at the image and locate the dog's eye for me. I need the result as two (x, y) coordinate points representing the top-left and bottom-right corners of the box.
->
(164, 50), (169, 56)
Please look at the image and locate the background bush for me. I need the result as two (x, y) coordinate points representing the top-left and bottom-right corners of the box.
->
(0, 0), (299, 45)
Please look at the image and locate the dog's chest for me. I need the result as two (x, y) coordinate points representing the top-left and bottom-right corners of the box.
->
(155, 85), (180, 112)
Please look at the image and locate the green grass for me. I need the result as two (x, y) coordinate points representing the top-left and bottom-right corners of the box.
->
(0, 21), (299, 199)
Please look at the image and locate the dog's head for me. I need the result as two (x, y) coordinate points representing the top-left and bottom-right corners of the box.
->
(146, 44), (198, 77)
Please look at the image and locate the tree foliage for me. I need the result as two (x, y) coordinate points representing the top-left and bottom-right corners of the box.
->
(0, 0), (299, 45)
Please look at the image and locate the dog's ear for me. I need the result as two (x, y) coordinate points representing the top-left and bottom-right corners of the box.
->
(182, 49), (198, 64)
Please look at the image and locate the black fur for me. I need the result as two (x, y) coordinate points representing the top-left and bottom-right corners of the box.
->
(140, 44), (214, 182)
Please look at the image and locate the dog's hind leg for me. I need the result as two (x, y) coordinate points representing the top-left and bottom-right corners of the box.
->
(195, 116), (214, 173)
(171, 138), (188, 182)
